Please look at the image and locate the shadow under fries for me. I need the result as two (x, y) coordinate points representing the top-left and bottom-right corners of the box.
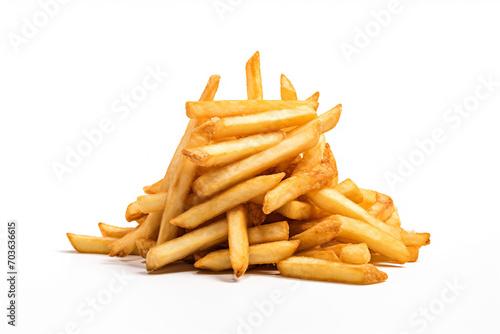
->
(146, 261), (197, 275)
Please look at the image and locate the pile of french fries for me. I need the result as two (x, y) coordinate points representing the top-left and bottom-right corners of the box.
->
(67, 52), (430, 285)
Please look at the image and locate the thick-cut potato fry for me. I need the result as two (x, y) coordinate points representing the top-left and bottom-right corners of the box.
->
(401, 230), (431, 247)
(288, 104), (342, 136)
(183, 131), (285, 167)
(277, 256), (387, 284)
(110, 76), (220, 257)
(307, 187), (401, 239)
(407, 246), (420, 262)
(306, 91), (320, 103)
(247, 221), (289, 244)
(246, 51), (263, 100)
(136, 238), (156, 258)
(331, 215), (409, 264)
(193, 120), (320, 198)
(211, 106), (316, 139)
(293, 135), (326, 175)
(135, 215), (147, 225)
(274, 155), (301, 175)
(67, 233), (139, 255)
(275, 200), (326, 220)
(295, 249), (340, 262)
(358, 189), (377, 210)
(186, 100), (319, 118)
(172, 173), (285, 229)
(228, 205), (249, 277)
(143, 178), (163, 194)
(335, 243), (371, 264)
(291, 219), (341, 251)
(245, 202), (266, 226)
(98, 223), (135, 238)
(367, 192), (395, 221)
(263, 157), (335, 214)
(280, 74), (298, 100)
(334, 179), (363, 204)
(194, 240), (300, 271)
(385, 209), (401, 227)
(137, 193), (166, 213)
(157, 120), (216, 244)
(185, 193), (203, 209)
(146, 219), (228, 270)
(125, 201), (143, 222)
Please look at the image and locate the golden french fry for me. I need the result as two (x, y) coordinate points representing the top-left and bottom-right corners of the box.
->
(246, 51), (263, 100)
(193, 119), (320, 198)
(306, 91), (320, 103)
(137, 193), (166, 213)
(125, 201), (143, 222)
(211, 106), (316, 139)
(146, 219), (228, 270)
(295, 249), (340, 262)
(407, 246), (420, 262)
(274, 155), (301, 176)
(288, 220), (320, 236)
(186, 100), (319, 118)
(67, 233), (139, 255)
(288, 104), (341, 136)
(172, 173), (285, 229)
(245, 202), (266, 226)
(291, 219), (341, 251)
(143, 178), (163, 194)
(277, 256), (387, 284)
(358, 189), (377, 210)
(135, 215), (147, 225)
(367, 192), (394, 221)
(307, 187), (401, 239)
(331, 215), (409, 264)
(98, 223), (135, 238)
(280, 74), (298, 100)
(401, 230), (431, 247)
(136, 238), (156, 258)
(182, 131), (285, 167)
(247, 221), (289, 244)
(110, 76), (220, 257)
(293, 135), (326, 175)
(336, 243), (371, 264)
(194, 240), (300, 271)
(333, 179), (363, 204)
(263, 156), (335, 214)
(385, 209), (401, 227)
(275, 200), (326, 220)
(228, 205), (249, 277)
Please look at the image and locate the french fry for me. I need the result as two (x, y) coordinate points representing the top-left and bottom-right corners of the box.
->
(307, 187), (401, 239)
(277, 256), (387, 284)
(263, 156), (335, 214)
(306, 91), (319, 103)
(211, 106), (316, 139)
(401, 230), (431, 247)
(367, 192), (395, 221)
(385, 209), (401, 227)
(228, 205), (249, 277)
(136, 238), (156, 258)
(186, 100), (319, 118)
(110, 75), (220, 257)
(274, 155), (301, 175)
(245, 202), (266, 226)
(331, 215), (409, 264)
(331, 243), (371, 264)
(288, 104), (341, 136)
(125, 201), (143, 222)
(143, 178), (163, 194)
(135, 215), (147, 225)
(288, 220), (320, 236)
(407, 246), (420, 262)
(246, 51), (263, 100)
(193, 119), (320, 198)
(146, 219), (228, 270)
(98, 223), (135, 238)
(182, 131), (285, 167)
(137, 193), (166, 213)
(293, 135), (326, 175)
(280, 74), (298, 100)
(333, 179), (363, 204)
(194, 240), (300, 271)
(358, 189), (377, 210)
(291, 219), (341, 251)
(172, 173), (285, 229)
(295, 249), (340, 262)
(67, 233), (139, 255)
(274, 200), (326, 220)
(247, 221), (289, 244)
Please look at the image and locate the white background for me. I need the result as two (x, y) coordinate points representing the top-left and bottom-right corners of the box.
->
(1, 1), (499, 333)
